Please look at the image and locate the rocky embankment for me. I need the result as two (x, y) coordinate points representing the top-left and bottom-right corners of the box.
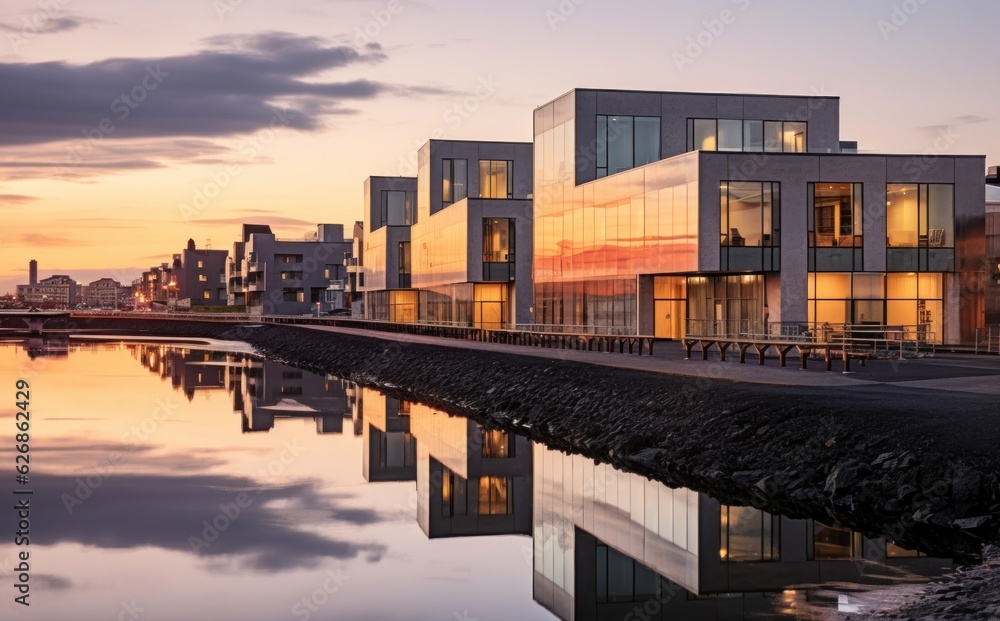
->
(67, 317), (1000, 560)
(858, 546), (1000, 620)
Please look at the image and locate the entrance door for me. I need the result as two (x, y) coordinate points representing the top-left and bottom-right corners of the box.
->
(654, 300), (685, 339)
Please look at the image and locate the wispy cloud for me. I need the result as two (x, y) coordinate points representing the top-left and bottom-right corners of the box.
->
(0, 14), (98, 35)
(193, 216), (318, 227)
(0, 193), (37, 205)
(15, 233), (90, 247)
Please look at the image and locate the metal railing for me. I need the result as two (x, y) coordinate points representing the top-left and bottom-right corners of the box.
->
(976, 326), (1000, 354)
(684, 319), (938, 358)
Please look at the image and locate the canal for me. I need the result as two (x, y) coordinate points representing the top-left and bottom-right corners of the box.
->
(0, 340), (957, 620)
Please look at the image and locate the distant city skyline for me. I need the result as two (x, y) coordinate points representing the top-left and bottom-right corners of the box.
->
(2, 0), (999, 294)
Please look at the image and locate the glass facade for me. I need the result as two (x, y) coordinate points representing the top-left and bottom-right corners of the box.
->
(809, 183), (864, 272)
(886, 184), (955, 272)
(534, 93), (699, 331)
(687, 275), (764, 337)
(412, 201), (469, 289)
(687, 119), (807, 153)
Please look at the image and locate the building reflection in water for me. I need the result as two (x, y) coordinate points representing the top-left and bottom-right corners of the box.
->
(532, 445), (950, 621)
(409, 401), (532, 539)
(21, 335), (70, 359)
(124, 345), (952, 619)
(128, 344), (353, 434)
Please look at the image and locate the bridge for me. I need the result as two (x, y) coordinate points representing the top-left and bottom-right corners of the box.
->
(0, 310), (72, 335)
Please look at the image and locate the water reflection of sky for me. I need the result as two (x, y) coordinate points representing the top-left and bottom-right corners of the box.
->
(0, 343), (551, 621)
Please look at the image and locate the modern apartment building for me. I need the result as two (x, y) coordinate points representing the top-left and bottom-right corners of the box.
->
(362, 140), (534, 328)
(532, 89), (986, 344)
(232, 223), (353, 316)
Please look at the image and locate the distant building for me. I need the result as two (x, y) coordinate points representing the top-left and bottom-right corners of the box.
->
(232, 223), (352, 316)
(345, 220), (364, 315)
(84, 278), (124, 308)
(16, 266), (79, 308)
(132, 262), (175, 306)
(177, 239), (228, 307)
(228, 224), (274, 308)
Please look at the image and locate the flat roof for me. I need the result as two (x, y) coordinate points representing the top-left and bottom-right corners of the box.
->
(537, 87), (840, 110)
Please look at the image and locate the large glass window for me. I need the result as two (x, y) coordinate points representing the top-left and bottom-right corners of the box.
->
(887, 184), (955, 272)
(810, 522), (862, 560)
(720, 181), (780, 247)
(441, 467), (467, 518)
(442, 158), (467, 205)
(887, 184), (954, 248)
(688, 119), (807, 153)
(381, 190), (415, 227)
(810, 183), (863, 247)
(720, 505), (780, 562)
(479, 160), (513, 199)
(597, 115), (661, 178)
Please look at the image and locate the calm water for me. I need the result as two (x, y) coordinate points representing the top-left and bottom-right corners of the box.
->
(0, 340), (953, 620)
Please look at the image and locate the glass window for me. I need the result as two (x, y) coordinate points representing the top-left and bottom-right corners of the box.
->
(198, 274), (207, 281)
(810, 183), (862, 247)
(764, 121), (783, 152)
(720, 505), (780, 562)
(442, 159), (467, 205)
(598, 115), (661, 177)
(197, 261), (204, 268)
(634, 116), (661, 166)
(718, 119), (743, 152)
(607, 116), (634, 175)
(398, 242), (411, 289)
(811, 522), (861, 560)
(202, 289), (211, 299)
(693, 118), (717, 151)
(784, 122), (807, 152)
(720, 181), (780, 247)
(744, 120), (763, 152)
(481, 429), (513, 458)
(887, 184), (954, 248)
(479, 160), (513, 199)
(478, 476), (512, 515)
(383, 190), (413, 226)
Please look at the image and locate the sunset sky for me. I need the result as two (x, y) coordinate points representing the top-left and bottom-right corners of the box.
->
(0, 0), (997, 293)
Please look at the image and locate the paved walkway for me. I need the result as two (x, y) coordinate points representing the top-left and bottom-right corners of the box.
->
(300, 325), (1000, 394)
